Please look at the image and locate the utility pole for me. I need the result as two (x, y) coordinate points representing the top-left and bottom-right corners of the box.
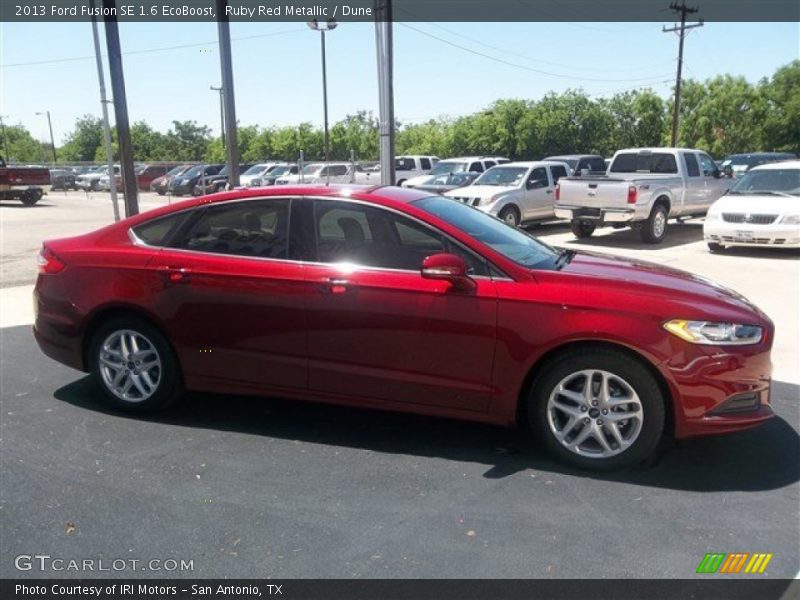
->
(91, 0), (120, 221)
(663, 2), (703, 147)
(103, 0), (139, 216)
(36, 111), (57, 164)
(374, 0), (395, 186)
(216, 0), (240, 187)
(210, 85), (225, 147)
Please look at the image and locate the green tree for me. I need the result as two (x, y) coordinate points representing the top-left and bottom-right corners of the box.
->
(761, 60), (800, 153)
(59, 115), (103, 162)
(0, 123), (50, 163)
(329, 111), (379, 160)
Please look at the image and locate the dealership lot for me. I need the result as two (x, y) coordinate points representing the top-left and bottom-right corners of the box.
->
(1, 191), (798, 578)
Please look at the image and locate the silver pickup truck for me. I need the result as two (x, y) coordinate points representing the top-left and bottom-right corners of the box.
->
(555, 147), (730, 243)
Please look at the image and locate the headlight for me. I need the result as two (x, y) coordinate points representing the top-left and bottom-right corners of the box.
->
(480, 195), (501, 206)
(705, 209), (721, 221)
(780, 214), (800, 224)
(663, 319), (763, 345)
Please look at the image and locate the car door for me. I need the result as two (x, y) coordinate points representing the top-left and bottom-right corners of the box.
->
(698, 152), (729, 210)
(302, 198), (498, 412)
(147, 197), (310, 393)
(680, 152), (704, 214)
(521, 167), (553, 220)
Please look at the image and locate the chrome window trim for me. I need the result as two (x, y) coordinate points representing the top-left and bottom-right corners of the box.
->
(127, 194), (514, 281)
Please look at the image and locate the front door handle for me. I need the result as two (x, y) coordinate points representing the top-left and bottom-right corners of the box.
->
(323, 278), (351, 294)
(158, 265), (191, 283)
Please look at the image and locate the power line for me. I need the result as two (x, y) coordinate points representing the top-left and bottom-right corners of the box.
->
(398, 22), (674, 84)
(0, 27), (304, 68)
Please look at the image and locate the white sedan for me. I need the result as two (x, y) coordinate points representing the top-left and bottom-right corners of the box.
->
(704, 160), (800, 251)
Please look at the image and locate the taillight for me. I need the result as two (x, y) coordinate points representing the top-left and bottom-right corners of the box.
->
(37, 246), (65, 274)
(555, 183), (560, 201)
(627, 185), (638, 204)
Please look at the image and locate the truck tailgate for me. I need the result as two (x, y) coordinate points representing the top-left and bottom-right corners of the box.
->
(558, 177), (631, 209)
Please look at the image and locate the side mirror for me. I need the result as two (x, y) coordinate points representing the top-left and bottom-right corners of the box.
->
(421, 253), (475, 291)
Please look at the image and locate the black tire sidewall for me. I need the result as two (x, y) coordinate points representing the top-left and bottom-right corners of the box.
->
(498, 206), (520, 227)
(528, 349), (666, 471)
(88, 317), (183, 412)
(641, 204), (668, 243)
(571, 220), (596, 238)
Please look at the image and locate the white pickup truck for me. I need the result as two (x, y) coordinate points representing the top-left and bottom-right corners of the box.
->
(354, 155), (439, 186)
(555, 147), (731, 243)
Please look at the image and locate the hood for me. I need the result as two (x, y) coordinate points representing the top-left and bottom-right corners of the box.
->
(551, 250), (768, 323)
(404, 174), (436, 188)
(443, 184), (515, 200)
(711, 193), (800, 216)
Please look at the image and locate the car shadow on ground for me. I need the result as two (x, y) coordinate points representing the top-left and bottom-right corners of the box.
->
(709, 246), (800, 260)
(0, 201), (53, 208)
(54, 377), (799, 493)
(560, 221), (706, 250)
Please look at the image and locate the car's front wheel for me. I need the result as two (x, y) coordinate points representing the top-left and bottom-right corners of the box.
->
(89, 317), (183, 412)
(498, 205), (520, 227)
(528, 348), (665, 470)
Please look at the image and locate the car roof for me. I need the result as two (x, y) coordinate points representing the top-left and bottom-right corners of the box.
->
(544, 154), (602, 160)
(499, 160), (570, 168)
(750, 160), (800, 171)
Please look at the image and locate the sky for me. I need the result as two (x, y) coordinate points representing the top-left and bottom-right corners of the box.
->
(1, 20), (797, 145)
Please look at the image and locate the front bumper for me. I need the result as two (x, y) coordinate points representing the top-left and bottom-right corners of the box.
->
(704, 220), (800, 248)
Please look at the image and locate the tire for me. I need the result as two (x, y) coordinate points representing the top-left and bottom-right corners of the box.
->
(20, 189), (41, 206)
(570, 220), (596, 239)
(640, 203), (669, 244)
(88, 316), (183, 413)
(396, 179), (406, 187)
(498, 205), (521, 227)
(707, 242), (724, 253)
(527, 347), (666, 471)
(157, 190), (165, 196)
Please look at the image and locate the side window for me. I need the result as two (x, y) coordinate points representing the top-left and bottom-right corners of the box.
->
(177, 199), (290, 259)
(131, 212), (189, 247)
(698, 153), (717, 177)
(420, 158), (431, 170)
(682, 152), (700, 177)
(550, 165), (568, 183)
(484, 160), (496, 169)
(332, 165), (348, 176)
(527, 167), (549, 189)
(589, 158), (607, 172)
(469, 162), (483, 172)
(314, 200), (488, 275)
(290, 166), (299, 174)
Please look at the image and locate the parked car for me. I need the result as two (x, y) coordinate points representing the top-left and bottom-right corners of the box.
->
(245, 164), (299, 187)
(76, 165), (119, 191)
(33, 185), (775, 471)
(544, 154), (607, 176)
(275, 162), (357, 185)
(150, 165), (193, 195)
(239, 163), (286, 187)
(720, 152), (797, 178)
(193, 164), (255, 196)
(169, 164), (224, 196)
(444, 161), (571, 226)
(49, 169), (78, 191)
(402, 156), (510, 188)
(413, 171), (481, 194)
(704, 160), (800, 251)
(135, 164), (176, 191)
(0, 156), (50, 205)
(356, 155), (440, 186)
(555, 148), (730, 243)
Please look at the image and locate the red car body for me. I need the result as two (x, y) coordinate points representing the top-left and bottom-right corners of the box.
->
(33, 186), (774, 449)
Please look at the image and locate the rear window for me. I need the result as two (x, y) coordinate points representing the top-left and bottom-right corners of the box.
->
(610, 153), (678, 174)
(131, 212), (188, 246)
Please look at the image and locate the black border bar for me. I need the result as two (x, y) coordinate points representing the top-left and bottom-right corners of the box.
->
(1, 0), (799, 22)
(2, 579), (798, 600)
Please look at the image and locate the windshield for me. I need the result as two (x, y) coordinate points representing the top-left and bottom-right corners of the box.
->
(243, 164), (267, 176)
(301, 164), (324, 175)
(182, 165), (204, 178)
(546, 157), (578, 169)
(474, 166), (528, 187)
(413, 196), (559, 270)
(267, 166), (292, 177)
(730, 168), (800, 195)
(429, 161), (467, 176)
(166, 165), (186, 177)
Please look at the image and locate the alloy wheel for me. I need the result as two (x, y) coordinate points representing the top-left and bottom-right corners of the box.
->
(98, 329), (162, 402)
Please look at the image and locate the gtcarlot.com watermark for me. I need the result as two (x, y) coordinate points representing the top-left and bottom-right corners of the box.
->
(14, 554), (194, 573)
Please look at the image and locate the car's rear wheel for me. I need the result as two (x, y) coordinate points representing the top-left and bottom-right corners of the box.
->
(89, 317), (183, 412)
(498, 205), (520, 227)
(640, 204), (669, 244)
(570, 220), (596, 239)
(528, 348), (665, 470)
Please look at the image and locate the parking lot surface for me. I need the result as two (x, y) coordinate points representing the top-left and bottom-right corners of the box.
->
(1, 191), (798, 578)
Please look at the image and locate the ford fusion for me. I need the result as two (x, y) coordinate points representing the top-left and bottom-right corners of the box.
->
(33, 185), (774, 470)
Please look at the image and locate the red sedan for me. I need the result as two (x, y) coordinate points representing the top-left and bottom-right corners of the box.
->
(33, 185), (775, 470)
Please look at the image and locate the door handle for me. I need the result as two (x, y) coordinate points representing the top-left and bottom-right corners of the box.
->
(323, 278), (351, 294)
(158, 265), (191, 282)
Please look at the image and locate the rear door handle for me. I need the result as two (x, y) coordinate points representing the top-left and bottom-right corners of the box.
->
(158, 265), (191, 282)
(323, 278), (352, 294)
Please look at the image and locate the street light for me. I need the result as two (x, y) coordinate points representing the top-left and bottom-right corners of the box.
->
(307, 19), (337, 172)
(35, 110), (57, 164)
(210, 85), (225, 147)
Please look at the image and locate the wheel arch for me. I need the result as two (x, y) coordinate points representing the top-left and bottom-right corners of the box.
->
(651, 194), (671, 215)
(80, 304), (180, 374)
(515, 339), (675, 439)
